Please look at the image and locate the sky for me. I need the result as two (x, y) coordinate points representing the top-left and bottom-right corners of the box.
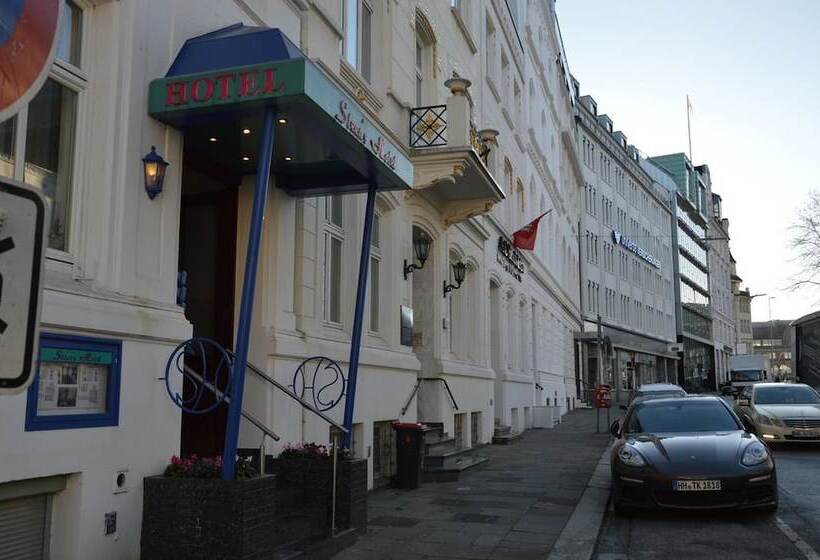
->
(556, 0), (820, 323)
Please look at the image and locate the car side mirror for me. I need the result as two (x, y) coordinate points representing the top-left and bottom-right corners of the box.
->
(736, 398), (750, 407)
(610, 420), (621, 438)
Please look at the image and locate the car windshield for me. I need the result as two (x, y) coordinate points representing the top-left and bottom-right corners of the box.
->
(754, 386), (820, 405)
(731, 370), (762, 382)
(625, 401), (740, 433)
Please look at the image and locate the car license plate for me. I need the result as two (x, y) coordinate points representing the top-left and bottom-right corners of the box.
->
(793, 431), (819, 439)
(673, 480), (721, 491)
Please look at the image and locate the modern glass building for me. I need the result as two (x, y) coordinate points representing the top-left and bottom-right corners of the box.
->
(645, 154), (715, 391)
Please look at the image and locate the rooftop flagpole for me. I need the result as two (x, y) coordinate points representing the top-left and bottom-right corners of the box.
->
(686, 95), (694, 163)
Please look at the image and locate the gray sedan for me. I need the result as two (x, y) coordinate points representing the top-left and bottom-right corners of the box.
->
(734, 383), (820, 443)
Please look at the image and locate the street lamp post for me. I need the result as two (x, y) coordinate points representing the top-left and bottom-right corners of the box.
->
(768, 296), (776, 376)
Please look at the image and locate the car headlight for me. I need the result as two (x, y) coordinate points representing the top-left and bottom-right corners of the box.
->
(756, 415), (782, 427)
(618, 445), (646, 468)
(741, 442), (769, 467)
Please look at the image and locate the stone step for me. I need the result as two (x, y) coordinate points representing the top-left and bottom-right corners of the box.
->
(424, 436), (457, 455)
(493, 425), (512, 436)
(423, 446), (477, 470)
(492, 431), (523, 445)
(422, 455), (489, 483)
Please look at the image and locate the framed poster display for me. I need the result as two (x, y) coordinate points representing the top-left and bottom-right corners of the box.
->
(25, 333), (122, 431)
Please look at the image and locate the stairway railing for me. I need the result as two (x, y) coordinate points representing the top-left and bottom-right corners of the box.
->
(400, 377), (460, 416)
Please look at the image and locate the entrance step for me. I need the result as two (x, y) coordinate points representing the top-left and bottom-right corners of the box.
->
(422, 455), (489, 483)
(492, 425), (523, 445)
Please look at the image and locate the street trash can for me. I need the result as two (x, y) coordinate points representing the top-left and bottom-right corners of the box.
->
(392, 422), (425, 489)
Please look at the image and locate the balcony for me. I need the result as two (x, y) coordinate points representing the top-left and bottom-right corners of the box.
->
(407, 78), (505, 227)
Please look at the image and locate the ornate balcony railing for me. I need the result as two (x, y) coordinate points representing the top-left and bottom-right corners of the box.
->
(410, 104), (447, 148)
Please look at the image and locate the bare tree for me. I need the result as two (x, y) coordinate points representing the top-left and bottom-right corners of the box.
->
(789, 190), (820, 290)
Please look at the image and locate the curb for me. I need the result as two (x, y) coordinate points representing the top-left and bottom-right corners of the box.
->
(547, 444), (612, 560)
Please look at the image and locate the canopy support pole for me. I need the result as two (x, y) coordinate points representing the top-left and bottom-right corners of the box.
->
(342, 164), (378, 449)
(222, 107), (276, 479)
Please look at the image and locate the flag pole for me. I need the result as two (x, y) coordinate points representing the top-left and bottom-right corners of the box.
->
(686, 95), (693, 163)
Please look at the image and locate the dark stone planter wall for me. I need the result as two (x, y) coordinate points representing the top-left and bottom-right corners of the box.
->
(336, 459), (367, 533)
(140, 459), (368, 559)
(141, 475), (277, 560)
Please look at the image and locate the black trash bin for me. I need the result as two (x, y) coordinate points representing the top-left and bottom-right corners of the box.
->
(392, 422), (425, 489)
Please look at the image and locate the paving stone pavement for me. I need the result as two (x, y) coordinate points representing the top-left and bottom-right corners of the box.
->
(333, 409), (612, 560)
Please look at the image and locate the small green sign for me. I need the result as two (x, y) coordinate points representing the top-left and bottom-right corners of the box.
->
(40, 348), (114, 365)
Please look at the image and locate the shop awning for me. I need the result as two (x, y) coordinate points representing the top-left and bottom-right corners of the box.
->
(148, 24), (412, 196)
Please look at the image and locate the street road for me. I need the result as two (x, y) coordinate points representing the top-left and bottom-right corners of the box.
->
(593, 444), (820, 560)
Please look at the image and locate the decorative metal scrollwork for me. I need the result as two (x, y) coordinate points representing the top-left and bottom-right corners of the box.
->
(410, 105), (448, 148)
(291, 356), (346, 412)
(164, 337), (233, 415)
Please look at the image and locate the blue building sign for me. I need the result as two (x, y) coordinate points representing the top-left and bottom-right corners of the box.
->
(612, 230), (661, 270)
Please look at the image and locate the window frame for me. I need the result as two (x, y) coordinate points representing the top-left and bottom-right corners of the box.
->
(323, 196), (345, 326)
(4, 0), (90, 264)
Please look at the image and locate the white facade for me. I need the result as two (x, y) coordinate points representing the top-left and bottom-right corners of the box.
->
(708, 195), (736, 384)
(574, 91), (677, 400)
(0, 1), (581, 558)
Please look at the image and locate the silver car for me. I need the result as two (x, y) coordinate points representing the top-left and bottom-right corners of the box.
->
(630, 383), (687, 403)
(735, 383), (820, 443)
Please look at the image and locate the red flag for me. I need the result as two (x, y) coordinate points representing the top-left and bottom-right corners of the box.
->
(513, 211), (550, 250)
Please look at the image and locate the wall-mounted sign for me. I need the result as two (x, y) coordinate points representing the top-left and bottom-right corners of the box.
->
(498, 237), (525, 282)
(611, 230), (661, 270)
(26, 333), (122, 431)
(148, 60), (299, 114)
(400, 305), (414, 347)
(0, 178), (48, 394)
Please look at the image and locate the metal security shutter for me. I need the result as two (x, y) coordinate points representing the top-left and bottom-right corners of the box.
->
(0, 495), (48, 560)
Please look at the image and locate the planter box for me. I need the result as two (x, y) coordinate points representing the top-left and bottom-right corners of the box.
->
(140, 475), (277, 560)
(271, 457), (368, 535)
(336, 459), (367, 533)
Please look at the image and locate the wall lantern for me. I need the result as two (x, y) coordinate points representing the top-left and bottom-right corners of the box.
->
(142, 146), (169, 200)
(403, 233), (432, 280)
(443, 262), (467, 297)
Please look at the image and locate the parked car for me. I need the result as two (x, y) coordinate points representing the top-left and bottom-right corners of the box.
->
(610, 396), (777, 513)
(629, 383), (687, 404)
(734, 383), (820, 443)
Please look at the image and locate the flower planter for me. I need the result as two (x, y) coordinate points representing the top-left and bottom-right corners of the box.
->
(140, 475), (277, 560)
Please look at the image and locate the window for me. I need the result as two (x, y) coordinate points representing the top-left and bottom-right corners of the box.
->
(486, 16), (497, 81)
(324, 196), (344, 324)
(2, 1), (85, 253)
(26, 333), (122, 430)
(343, 0), (373, 82)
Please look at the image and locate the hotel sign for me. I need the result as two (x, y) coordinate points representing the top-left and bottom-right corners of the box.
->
(148, 58), (413, 188)
(612, 230), (661, 270)
(148, 60), (303, 116)
(498, 237), (525, 282)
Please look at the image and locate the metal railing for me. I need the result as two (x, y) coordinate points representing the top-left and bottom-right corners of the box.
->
(227, 350), (348, 434)
(410, 105), (447, 148)
(400, 377), (459, 415)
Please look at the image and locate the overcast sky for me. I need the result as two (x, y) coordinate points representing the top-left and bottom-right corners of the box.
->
(556, 0), (820, 323)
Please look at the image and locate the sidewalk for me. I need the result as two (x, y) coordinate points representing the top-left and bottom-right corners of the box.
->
(333, 409), (612, 560)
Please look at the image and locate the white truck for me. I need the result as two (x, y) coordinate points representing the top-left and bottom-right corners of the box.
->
(728, 354), (770, 394)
